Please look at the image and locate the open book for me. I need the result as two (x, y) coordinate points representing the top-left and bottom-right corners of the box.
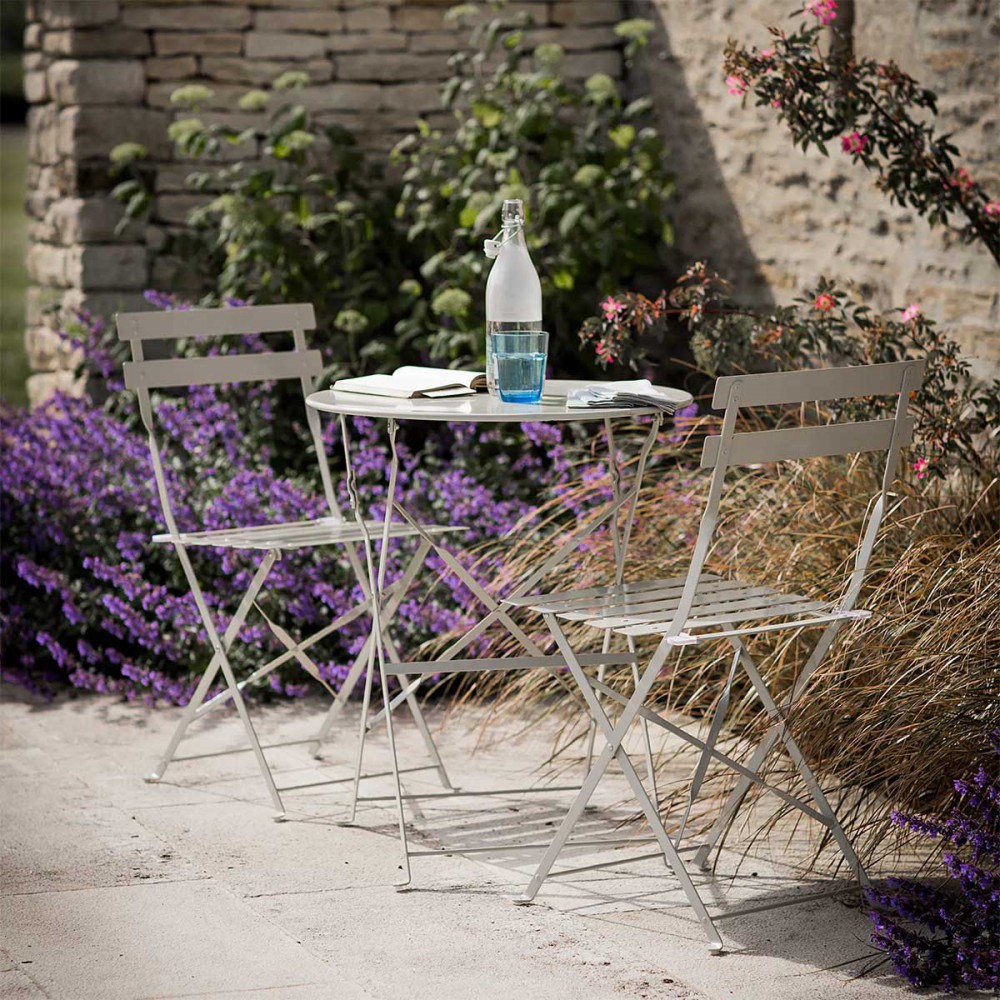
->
(332, 366), (486, 399)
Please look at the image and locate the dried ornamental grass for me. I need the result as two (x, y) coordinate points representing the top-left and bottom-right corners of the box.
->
(437, 420), (1000, 870)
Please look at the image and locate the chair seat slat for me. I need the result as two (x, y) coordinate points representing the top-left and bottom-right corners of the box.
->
(153, 518), (461, 551)
(557, 583), (783, 621)
(615, 599), (833, 636)
(501, 573), (716, 609)
(582, 590), (813, 629)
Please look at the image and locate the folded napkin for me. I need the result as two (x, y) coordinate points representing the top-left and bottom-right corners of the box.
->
(566, 379), (679, 414)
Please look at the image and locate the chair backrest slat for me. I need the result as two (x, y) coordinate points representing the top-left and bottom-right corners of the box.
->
(116, 303), (345, 531)
(116, 303), (315, 341)
(123, 350), (323, 391)
(712, 360), (924, 409)
(700, 416), (913, 469)
(665, 359), (925, 636)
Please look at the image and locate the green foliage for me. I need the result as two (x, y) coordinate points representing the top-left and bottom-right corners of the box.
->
(112, 3), (675, 379)
(672, 262), (1000, 478)
(391, 4), (674, 372)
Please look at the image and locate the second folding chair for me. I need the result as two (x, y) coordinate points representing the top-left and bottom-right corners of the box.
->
(505, 359), (925, 952)
(118, 303), (461, 818)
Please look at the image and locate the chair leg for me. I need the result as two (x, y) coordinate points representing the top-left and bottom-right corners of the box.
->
(529, 617), (722, 952)
(732, 641), (869, 885)
(344, 634), (377, 826)
(173, 544), (286, 819)
(674, 646), (740, 848)
(146, 550), (277, 783)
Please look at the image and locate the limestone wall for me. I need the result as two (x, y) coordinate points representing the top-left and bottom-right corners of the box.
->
(21, 0), (624, 405)
(638, 0), (999, 378)
(21, 0), (999, 404)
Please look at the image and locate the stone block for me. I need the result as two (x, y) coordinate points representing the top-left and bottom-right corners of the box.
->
(562, 48), (621, 79)
(327, 32), (407, 53)
(344, 6), (391, 32)
(27, 369), (86, 407)
(48, 59), (146, 106)
(253, 9), (343, 32)
(45, 197), (141, 245)
(25, 23), (43, 50)
(23, 70), (48, 104)
(154, 32), (244, 56)
(23, 51), (46, 72)
(25, 165), (59, 218)
(35, 0), (120, 29)
(244, 31), (327, 60)
(27, 105), (60, 164)
(26, 324), (82, 372)
(122, 5), (251, 30)
(155, 193), (212, 225)
(550, 1), (622, 26)
(337, 52), (450, 82)
(57, 106), (170, 160)
(531, 26), (619, 50)
(59, 288), (151, 323)
(294, 82), (382, 113)
(391, 6), (447, 32)
(199, 56), (332, 85)
(145, 81), (248, 109)
(146, 56), (199, 80)
(27, 243), (73, 286)
(67, 244), (148, 290)
(42, 28), (150, 57)
(409, 31), (462, 54)
(382, 82), (442, 113)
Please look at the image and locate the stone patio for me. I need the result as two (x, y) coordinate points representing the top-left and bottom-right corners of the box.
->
(1, 691), (910, 999)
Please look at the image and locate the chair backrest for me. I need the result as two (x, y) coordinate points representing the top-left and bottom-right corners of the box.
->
(116, 303), (343, 540)
(666, 360), (926, 635)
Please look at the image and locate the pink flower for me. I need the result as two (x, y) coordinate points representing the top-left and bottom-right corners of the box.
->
(600, 296), (623, 320)
(814, 292), (835, 312)
(912, 457), (929, 479)
(771, 98), (783, 108)
(840, 131), (869, 155)
(950, 167), (974, 191)
(595, 342), (615, 363)
(726, 74), (748, 97)
(985, 200), (1000, 216)
(760, 48), (774, 59)
(900, 303), (922, 322)
(805, 0), (838, 25)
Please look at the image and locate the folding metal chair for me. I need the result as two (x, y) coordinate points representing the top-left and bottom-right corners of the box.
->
(504, 359), (925, 951)
(117, 303), (459, 819)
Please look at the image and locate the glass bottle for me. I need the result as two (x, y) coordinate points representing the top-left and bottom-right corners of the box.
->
(484, 199), (543, 396)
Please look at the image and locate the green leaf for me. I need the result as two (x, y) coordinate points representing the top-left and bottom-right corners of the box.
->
(559, 203), (587, 237)
(608, 124), (635, 150)
(552, 268), (574, 290)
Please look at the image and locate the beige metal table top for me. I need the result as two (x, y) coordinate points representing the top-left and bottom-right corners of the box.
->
(306, 379), (692, 423)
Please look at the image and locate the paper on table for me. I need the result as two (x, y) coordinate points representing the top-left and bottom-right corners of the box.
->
(566, 379), (680, 413)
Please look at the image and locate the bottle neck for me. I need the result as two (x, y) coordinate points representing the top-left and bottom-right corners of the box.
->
(502, 220), (526, 248)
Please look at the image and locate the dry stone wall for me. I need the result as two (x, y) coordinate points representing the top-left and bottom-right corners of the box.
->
(22, 0), (998, 404)
(21, 0), (625, 405)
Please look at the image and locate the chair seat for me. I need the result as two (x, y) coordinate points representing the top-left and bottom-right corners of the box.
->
(505, 572), (868, 643)
(152, 516), (462, 551)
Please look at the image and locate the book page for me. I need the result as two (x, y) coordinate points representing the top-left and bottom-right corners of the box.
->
(391, 366), (486, 390)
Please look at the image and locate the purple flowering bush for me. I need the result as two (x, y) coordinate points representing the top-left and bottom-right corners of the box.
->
(0, 301), (578, 704)
(866, 734), (1000, 991)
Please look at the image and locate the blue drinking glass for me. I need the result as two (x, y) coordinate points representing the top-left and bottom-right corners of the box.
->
(490, 330), (549, 404)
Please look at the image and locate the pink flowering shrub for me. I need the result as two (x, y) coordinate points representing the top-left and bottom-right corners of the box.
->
(723, 6), (999, 261)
